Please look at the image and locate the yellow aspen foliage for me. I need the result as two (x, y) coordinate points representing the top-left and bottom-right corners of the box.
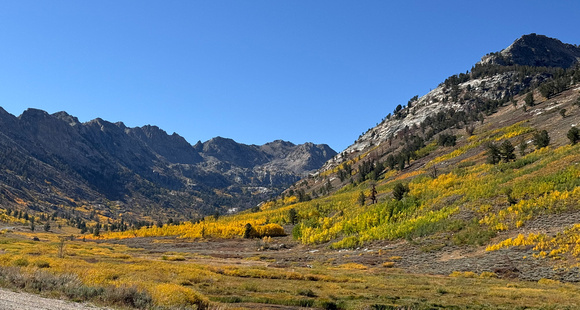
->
(486, 233), (544, 251)
(91, 220), (284, 240)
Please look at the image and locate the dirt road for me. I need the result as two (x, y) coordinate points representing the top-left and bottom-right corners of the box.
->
(0, 288), (109, 310)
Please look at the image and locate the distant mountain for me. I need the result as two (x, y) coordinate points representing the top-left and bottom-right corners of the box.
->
(0, 109), (336, 222)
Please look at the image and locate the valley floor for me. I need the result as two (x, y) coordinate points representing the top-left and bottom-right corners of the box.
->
(1, 225), (580, 310)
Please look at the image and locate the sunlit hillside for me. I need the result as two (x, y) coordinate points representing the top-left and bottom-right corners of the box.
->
(2, 34), (580, 309)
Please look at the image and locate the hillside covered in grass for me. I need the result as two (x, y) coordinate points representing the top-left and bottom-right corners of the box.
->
(89, 35), (580, 279)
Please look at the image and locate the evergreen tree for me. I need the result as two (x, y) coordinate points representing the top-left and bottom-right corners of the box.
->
(397, 156), (406, 170)
(524, 92), (534, 106)
(500, 140), (516, 162)
(438, 133), (457, 147)
(386, 155), (396, 170)
(533, 130), (550, 149)
(518, 140), (528, 156)
(44, 221), (50, 232)
(568, 127), (580, 145)
(288, 208), (298, 225)
(337, 168), (348, 182)
(486, 143), (501, 164)
(243, 223), (253, 239)
(392, 183), (409, 201)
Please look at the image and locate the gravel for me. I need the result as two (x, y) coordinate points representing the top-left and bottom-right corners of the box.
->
(0, 288), (110, 310)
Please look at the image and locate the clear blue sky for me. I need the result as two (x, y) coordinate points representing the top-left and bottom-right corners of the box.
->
(1, 1), (579, 152)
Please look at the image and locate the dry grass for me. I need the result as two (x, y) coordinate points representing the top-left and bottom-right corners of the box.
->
(0, 231), (579, 309)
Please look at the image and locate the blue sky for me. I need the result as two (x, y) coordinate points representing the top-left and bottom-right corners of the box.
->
(1, 1), (579, 152)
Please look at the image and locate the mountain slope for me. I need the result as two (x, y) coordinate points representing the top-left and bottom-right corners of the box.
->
(321, 34), (580, 170)
(97, 34), (580, 282)
(0, 109), (336, 223)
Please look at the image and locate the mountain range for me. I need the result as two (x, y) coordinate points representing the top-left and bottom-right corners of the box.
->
(0, 108), (335, 222)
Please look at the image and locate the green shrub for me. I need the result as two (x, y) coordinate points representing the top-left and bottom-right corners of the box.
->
(321, 301), (339, 310)
(296, 299), (315, 307)
(297, 288), (317, 297)
(436, 287), (449, 294)
(453, 221), (496, 246)
(34, 260), (50, 268)
(12, 258), (29, 267)
(292, 224), (302, 240)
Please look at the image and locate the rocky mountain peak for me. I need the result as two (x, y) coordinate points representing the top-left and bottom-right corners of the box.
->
(0, 107), (17, 124)
(52, 111), (80, 126)
(127, 124), (203, 164)
(481, 33), (580, 68)
(18, 108), (50, 122)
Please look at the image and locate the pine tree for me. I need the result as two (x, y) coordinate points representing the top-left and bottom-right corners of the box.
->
(499, 140), (516, 162)
(392, 183), (409, 201)
(288, 208), (298, 225)
(533, 130), (550, 149)
(568, 127), (580, 145)
(518, 140), (528, 156)
(243, 223), (253, 239)
(524, 92), (534, 106)
(486, 143), (501, 164)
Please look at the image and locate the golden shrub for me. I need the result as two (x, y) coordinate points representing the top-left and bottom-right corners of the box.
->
(150, 283), (207, 308)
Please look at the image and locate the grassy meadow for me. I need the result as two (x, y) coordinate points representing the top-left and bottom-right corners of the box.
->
(2, 93), (580, 309)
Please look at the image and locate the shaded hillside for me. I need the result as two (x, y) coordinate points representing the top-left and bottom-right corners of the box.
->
(0, 109), (336, 223)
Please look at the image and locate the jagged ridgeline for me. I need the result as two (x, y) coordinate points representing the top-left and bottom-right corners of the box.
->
(0, 108), (336, 226)
(92, 33), (580, 263)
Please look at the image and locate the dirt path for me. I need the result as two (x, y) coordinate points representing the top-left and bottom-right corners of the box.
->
(0, 288), (109, 310)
